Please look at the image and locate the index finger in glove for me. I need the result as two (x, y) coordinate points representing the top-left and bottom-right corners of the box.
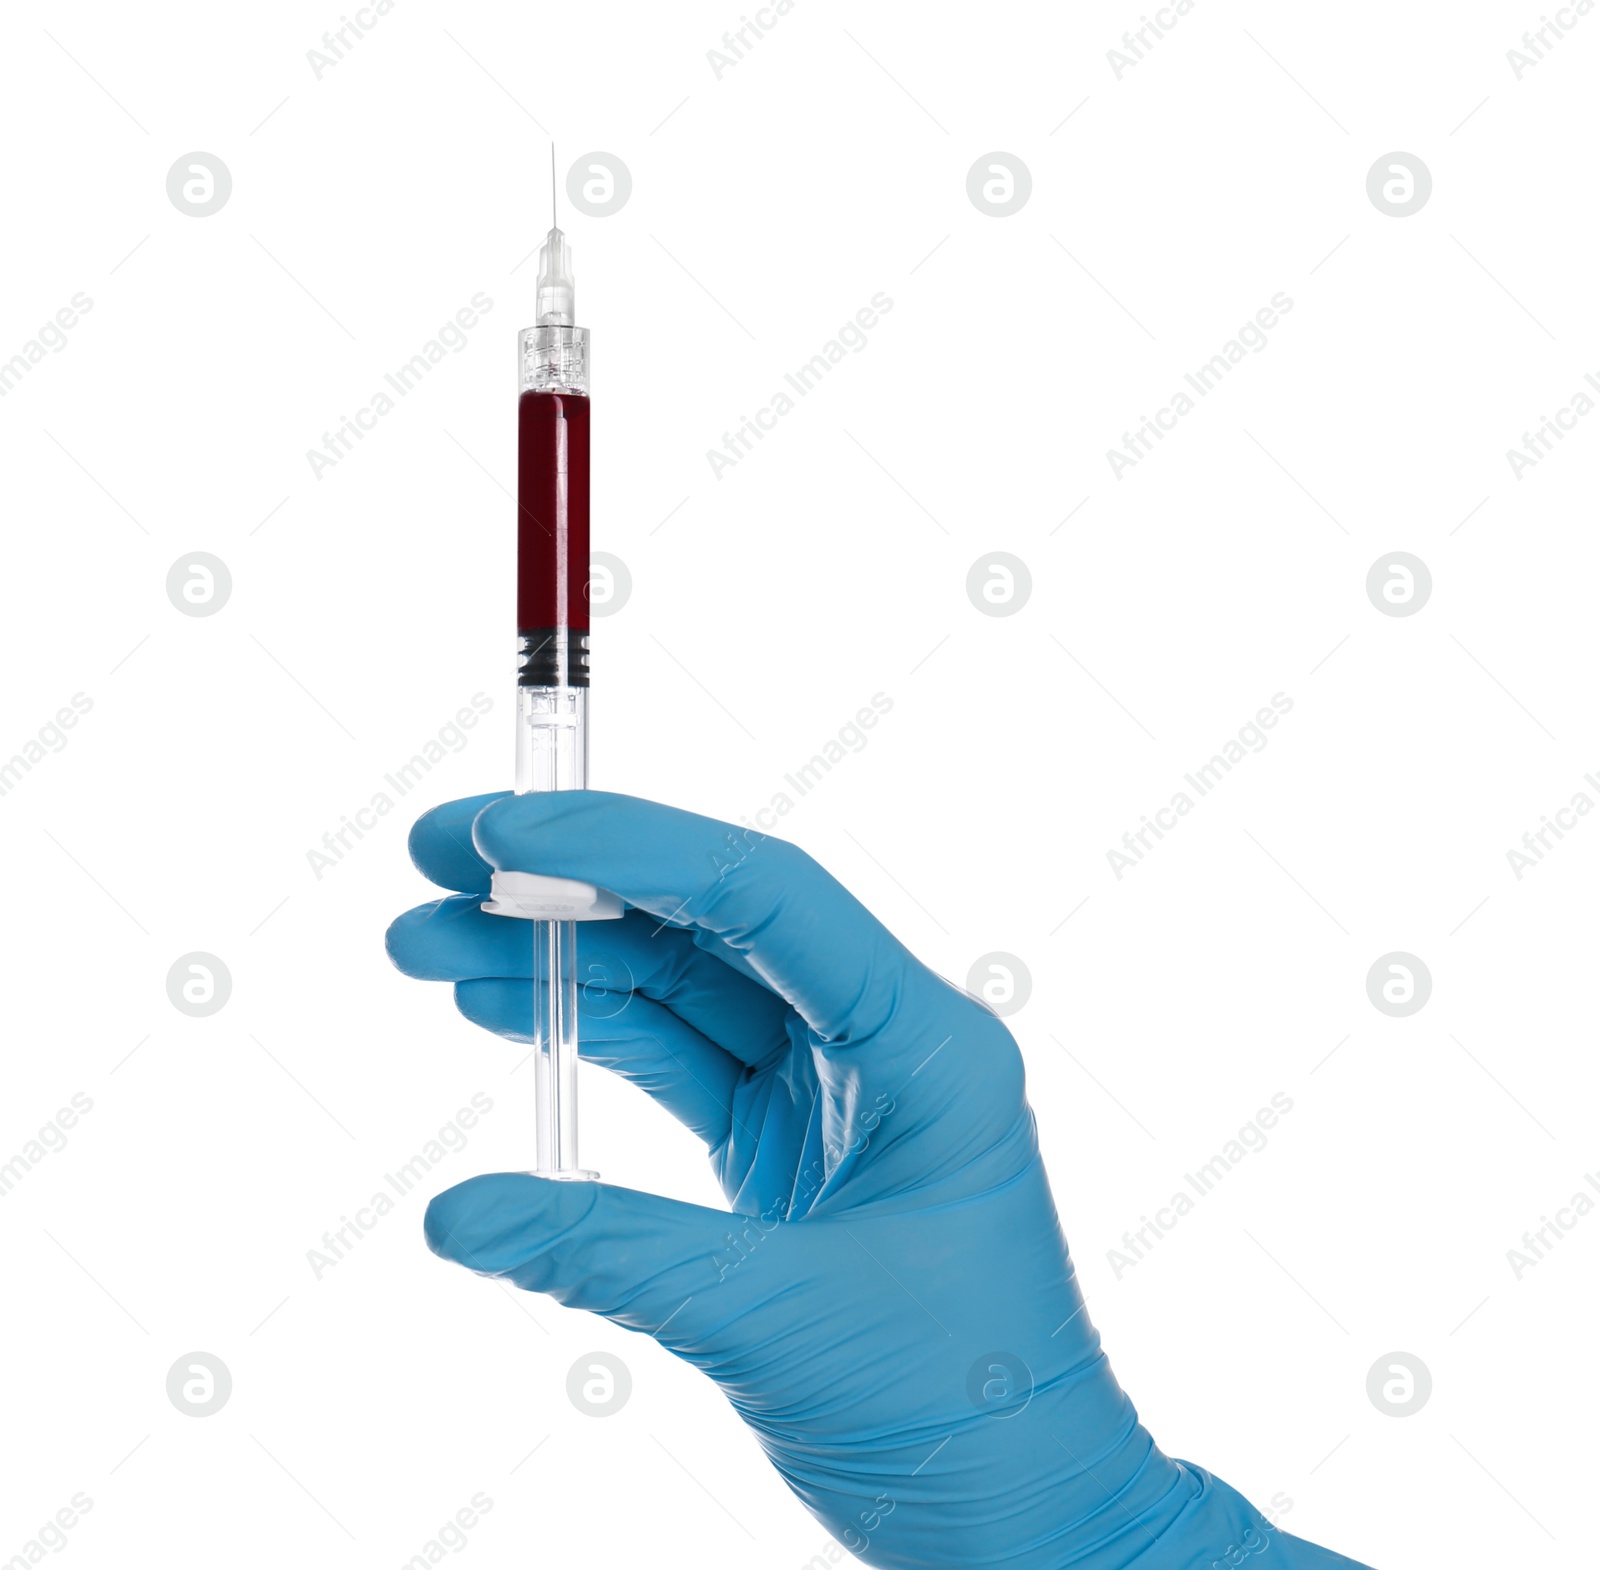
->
(472, 791), (932, 1045)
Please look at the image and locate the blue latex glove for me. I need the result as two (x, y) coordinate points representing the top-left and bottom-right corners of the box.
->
(386, 790), (1375, 1570)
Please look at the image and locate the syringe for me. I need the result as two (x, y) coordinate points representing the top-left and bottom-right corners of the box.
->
(480, 156), (621, 1180)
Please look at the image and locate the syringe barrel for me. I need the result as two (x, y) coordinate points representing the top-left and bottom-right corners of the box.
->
(514, 346), (595, 1178)
(516, 388), (590, 688)
(515, 686), (588, 792)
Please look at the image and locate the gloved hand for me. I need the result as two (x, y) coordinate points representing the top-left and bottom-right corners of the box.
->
(386, 790), (1374, 1570)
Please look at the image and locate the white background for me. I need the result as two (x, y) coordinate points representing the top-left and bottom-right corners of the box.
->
(1, 1), (1595, 1565)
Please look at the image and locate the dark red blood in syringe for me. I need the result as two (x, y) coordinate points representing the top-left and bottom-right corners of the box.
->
(517, 391), (590, 634)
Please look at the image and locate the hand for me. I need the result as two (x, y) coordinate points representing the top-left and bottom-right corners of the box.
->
(386, 790), (1372, 1570)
